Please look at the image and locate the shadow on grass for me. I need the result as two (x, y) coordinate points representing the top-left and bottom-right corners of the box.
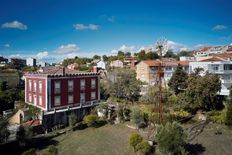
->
(185, 143), (205, 155)
(0, 135), (59, 155)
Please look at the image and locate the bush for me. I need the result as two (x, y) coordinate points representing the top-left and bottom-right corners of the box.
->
(128, 133), (143, 151)
(47, 145), (58, 155)
(170, 110), (191, 121)
(207, 110), (226, 124)
(69, 113), (77, 129)
(136, 140), (151, 155)
(155, 122), (186, 154)
(130, 108), (147, 127)
(22, 148), (36, 155)
(83, 114), (99, 127)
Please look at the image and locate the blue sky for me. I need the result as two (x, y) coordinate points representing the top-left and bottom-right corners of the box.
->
(0, 0), (232, 62)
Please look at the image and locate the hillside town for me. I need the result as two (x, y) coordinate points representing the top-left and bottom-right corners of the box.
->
(1, 0), (232, 155)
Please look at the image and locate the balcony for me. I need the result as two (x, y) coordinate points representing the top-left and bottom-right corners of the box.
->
(208, 69), (232, 74)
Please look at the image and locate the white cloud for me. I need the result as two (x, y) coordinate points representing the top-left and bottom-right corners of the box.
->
(212, 25), (227, 30)
(118, 45), (135, 53)
(73, 24), (99, 30)
(1, 21), (27, 30)
(36, 51), (49, 59)
(107, 16), (115, 22)
(166, 40), (185, 52)
(9, 54), (23, 58)
(54, 44), (80, 54)
(4, 44), (10, 48)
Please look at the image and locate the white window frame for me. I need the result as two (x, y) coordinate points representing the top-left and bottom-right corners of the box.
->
(68, 94), (74, 104)
(68, 80), (74, 92)
(91, 91), (96, 100)
(29, 94), (32, 102)
(39, 96), (42, 106)
(91, 78), (96, 89)
(34, 95), (37, 105)
(80, 93), (85, 103)
(29, 80), (32, 91)
(39, 81), (42, 93)
(80, 79), (85, 90)
(34, 80), (37, 92)
(55, 81), (61, 94)
(55, 96), (61, 106)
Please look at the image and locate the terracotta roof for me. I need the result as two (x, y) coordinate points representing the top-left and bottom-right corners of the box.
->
(227, 46), (232, 51)
(199, 57), (225, 62)
(22, 119), (41, 127)
(26, 66), (99, 77)
(142, 60), (189, 67)
(209, 53), (232, 60)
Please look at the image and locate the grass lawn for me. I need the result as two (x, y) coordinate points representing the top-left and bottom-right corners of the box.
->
(40, 124), (136, 155)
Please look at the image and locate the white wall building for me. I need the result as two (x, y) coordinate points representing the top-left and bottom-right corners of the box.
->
(26, 58), (36, 67)
(190, 58), (232, 96)
(96, 60), (106, 69)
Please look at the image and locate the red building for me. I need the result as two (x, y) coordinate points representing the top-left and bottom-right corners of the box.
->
(24, 67), (100, 128)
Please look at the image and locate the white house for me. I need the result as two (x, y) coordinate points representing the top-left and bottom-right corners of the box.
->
(190, 57), (232, 96)
(26, 58), (36, 67)
(110, 60), (123, 68)
(96, 60), (106, 69)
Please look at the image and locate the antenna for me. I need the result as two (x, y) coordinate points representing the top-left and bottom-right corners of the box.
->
(155, 37), (168, 124)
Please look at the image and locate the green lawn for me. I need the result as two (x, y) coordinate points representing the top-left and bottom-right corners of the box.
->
(41, 124), (136, 155)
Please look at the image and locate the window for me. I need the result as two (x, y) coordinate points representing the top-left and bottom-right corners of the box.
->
(165, 66), (172, 71)
(39, 96), (42, 106)
(68, 80), (74, 92)
(55, 96), (61, 106)
(212, 64), (219, 71)
(91, 78), (96, 89)
(68, 95), (73, 104)
(34, 95), (37, 105)
(29, 80), (32, 91)
(29, 94), (32, 102)
(55, 81), (60, 94)
(80, 79), (85, 90)
(80, 93), (85, 103)
(91, 92), (96, 100)
(224, 64), (232, 70)
(39, 81), (42, 93)
(34, 81), (37, 92)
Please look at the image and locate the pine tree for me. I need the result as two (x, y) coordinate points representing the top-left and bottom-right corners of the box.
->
(168, 64), (188, 94)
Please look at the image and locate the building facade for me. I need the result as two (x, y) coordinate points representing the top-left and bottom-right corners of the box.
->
(26, 58), (36, 67)
(110, 60), (123, 68)
(136, 60), (189, 85)
(24, 67), (100, 128)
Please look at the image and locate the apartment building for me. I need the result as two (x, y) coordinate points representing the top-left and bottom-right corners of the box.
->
(24, 67), (100, 128)
(136, 60), (189, 85)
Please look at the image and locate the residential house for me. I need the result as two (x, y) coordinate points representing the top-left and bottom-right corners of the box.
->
(24, 67), (100, 128)
(136, 60), (189, 85)
(190, 57), (232, 96)
(124, 57), (137, 69)
(26, 58), (36, 67)
(0, 56), (8, 67)
(67, 63), (79, 70)
(110, 60), (123, 68)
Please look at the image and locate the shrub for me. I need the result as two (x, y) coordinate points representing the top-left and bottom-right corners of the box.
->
(155, 122), (186, 154)
(69, 113), (77, 129)
(128, 133), (143, 151)
(207, 110), (226, 124)
(22, 148), (36, 155)
(130, 108), (147, 127)
(136, 140), (151, 155)
(83, 114), (99, 127)
(170, 110), (190, 121)
(47, 145), (58, 155)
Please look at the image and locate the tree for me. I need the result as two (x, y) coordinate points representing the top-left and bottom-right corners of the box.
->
(225, 89), (232, 126)
(176, 73), (221, 112)
(117, 51), (125, 61)
(128, 133), (143, 151)
(0, 117), (10, 143)
(137, 50), (146, 61)
(125, 52), (131, 57)
(0, 81), (7, 91)
(155, 122), (186, 154)
(168, 64), (188, 94)
(93, 55), (101, 60)
(146, 52), (159, 60)
(102, 55), (108, 62)
(130, 108), (144, 126)
(164, 51), (178, 59)
(107, 68), (141, 103)
(178, 50), (192, 57)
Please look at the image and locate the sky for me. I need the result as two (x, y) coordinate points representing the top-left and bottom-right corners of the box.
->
(0, 0), (232, 62)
